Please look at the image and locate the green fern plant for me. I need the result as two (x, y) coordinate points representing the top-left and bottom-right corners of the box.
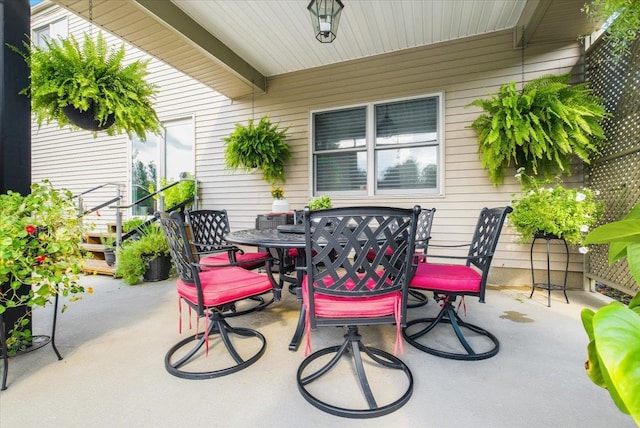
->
(469, 74), (607, 186)
(11, 32), (161, 140)
(224, 115), (291, 185)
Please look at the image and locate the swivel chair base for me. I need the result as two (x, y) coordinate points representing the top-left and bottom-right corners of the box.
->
(165, 316), (266, 379)
(403, 300), (499, 361)
(297, 326), (413, 418)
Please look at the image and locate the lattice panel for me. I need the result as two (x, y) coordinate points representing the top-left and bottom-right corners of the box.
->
(585, 34), (640, 295)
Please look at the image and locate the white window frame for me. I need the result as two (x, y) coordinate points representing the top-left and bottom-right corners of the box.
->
(32, 18), (68, 48)
(309, 92), (445, 198)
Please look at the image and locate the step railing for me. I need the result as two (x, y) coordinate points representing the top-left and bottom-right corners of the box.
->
(76, 178), (198, 250)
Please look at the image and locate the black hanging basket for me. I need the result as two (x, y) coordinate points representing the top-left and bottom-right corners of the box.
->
(62, 104), (115, 131)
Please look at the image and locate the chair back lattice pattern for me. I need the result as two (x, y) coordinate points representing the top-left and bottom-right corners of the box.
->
(304, 206), (420, 303)
(186, 210), (231, 253)
(415, 208), (436, 252)
(158, 211), (197, 284)
(467, 206), (513, 277)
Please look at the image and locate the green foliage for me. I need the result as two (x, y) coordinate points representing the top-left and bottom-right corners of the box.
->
(123, 218), (145, 233)
(581, 295), (640, 424)
(584, 201), (640, 284)
(509, 171), (603, 245)
(584, 0), (640, 60)
(157, 175), (196, 209)
(308, 195), (333, 210)
(581, 202), (640, 424)
(116, 224), (170, 285)
(469, 74), (607, 186)
(11, 32), (160, 140)
(0, 180), (87, 353)
(224, 115), (291, 185)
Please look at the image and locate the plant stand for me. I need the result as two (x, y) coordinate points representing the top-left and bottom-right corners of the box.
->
(529, 233), (569, 307)
(0, 292), (62, 390)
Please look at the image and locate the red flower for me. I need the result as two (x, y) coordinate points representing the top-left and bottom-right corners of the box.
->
(25, 225), (36, 234)
(36, 255), (46, 263)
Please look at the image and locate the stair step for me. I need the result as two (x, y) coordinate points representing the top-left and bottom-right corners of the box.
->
(81, 243), (110, 252)
(83, 259), (116, 276)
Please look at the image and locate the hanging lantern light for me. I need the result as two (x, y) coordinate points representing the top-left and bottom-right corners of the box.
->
(307, 0), (345, 43)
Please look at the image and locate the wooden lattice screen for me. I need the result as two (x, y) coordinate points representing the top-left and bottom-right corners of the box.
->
(585, 35), (640, 296)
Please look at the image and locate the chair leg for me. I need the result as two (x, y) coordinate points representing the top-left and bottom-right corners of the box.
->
(297, 326), (413, 418)
(165, 313), (266, 380)
(403, 300), (499, 361)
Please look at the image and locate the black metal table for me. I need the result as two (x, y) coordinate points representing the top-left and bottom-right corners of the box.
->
(225, 227), (307, 351)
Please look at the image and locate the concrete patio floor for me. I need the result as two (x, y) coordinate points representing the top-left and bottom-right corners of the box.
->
(0, 273), (636, 428)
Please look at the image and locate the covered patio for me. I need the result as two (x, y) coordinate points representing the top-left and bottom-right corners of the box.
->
(0, 273), (635, 427)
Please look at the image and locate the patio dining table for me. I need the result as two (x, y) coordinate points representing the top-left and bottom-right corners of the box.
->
(225, 226), (307, 351)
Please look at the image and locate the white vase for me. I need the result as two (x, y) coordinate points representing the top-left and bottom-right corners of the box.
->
(271, 199), (290, 213)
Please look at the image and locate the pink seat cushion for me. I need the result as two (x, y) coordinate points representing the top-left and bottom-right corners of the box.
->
(177, 266), (272, 307)
(410, 262), (481, 294)
(302, 272), (403, 355)
(200, 251), (268, 269)
(302, 275), (401, 319)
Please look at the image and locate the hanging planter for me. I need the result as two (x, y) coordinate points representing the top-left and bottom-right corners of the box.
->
(11, 32), (161, 140)
(62, 103), (115, 132)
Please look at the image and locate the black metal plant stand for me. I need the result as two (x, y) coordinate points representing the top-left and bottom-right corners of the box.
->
(529, 233), (569, 307)
(0, 293), (62, 391)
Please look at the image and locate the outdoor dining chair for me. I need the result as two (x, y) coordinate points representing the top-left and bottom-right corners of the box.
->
(364, 207), (436, 308)
(186, 209), (270, 270)
(402, 206), (512, 360)
(158, 211), (274, 379)
(297, 205), (421, 418)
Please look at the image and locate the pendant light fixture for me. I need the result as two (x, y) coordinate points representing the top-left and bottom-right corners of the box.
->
(307, 0), (345, 43)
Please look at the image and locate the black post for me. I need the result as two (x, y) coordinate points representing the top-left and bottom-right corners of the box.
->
(0, 0), (31, 341)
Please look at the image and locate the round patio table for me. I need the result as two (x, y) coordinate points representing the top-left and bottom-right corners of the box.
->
(225, 226), (307, 351)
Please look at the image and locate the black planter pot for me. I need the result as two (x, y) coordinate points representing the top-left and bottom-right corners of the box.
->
(104, 249), (116, 267)
(62, 104), (115, 131)
(143, 255), (172, 282)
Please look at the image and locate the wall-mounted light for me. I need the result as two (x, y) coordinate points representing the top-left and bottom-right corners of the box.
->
(307, 0), (345, 43)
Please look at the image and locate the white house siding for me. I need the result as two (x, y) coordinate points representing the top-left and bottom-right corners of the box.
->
(30, 4), (588, 288)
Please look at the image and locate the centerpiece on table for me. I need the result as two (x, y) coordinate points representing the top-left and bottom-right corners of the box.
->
(270, 186), (290, 213)
(508, 170), (604, 249)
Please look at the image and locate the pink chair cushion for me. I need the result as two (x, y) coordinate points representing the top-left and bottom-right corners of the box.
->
(301, 272), (403, 355)
(200, 251), (269, 269)
(410, 262), (481, 294)
(177, 266), (272, 307)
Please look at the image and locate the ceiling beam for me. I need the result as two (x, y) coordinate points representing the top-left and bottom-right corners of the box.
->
(514, 0), (552, 48)
(134, 0), (266, 93)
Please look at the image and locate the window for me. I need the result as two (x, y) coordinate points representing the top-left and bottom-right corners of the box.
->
(130, 117), (194, 216)
(32, 18), (68, 48)
(311, 94), (443, 196)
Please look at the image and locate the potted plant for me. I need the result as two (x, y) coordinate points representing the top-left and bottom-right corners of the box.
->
(0, 180), (88, 354)
(150, 173), (197, 211)
(469, 73), (607, 186)
(224, 115), (291, 185)
(270, 186), (290, 213)
(115, 223), (171, 285)
(581, 201), (640, 425)
(509, 170), (604, 247)
(307, 195), (333, 210)
(100, 233), (116, 267)
(11, 32), (161, 140)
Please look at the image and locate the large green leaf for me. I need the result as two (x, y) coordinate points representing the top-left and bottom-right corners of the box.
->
(583, 220), (640, 245)
(593, 303), (640, 424)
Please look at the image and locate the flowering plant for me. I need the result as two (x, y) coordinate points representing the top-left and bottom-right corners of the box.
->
(509, 170), (604, 247)
(0, 180), (88, 353)
(271, 186), (285, 200)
